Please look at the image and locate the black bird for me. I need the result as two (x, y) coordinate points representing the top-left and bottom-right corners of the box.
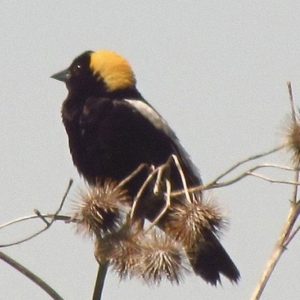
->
(52, 50), (239, 284)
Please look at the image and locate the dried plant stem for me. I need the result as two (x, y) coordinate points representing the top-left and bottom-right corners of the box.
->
(247, 172), (300, 186)
(171, 154), (192, 203)
(93, 262), (108, 300)
(130, 166), (161, 220)
(172, 161), (295, 199)
(250, 200), (300, 300)
(206, 144), (285, 186)
(285, 224), (300, 246)
(287, 81), (297, 123)
(170, 146), (286, 197)
(0, 251), (63, 300)
(0, 214), (72, 232)
(0, 179), (73, 248)
(251, 83), (300, 300)
(116, 163), (149, 189)
(0, 214), (72, 248)
(144, 179), (172, 234)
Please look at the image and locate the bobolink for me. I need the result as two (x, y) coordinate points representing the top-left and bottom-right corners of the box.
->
(52, 50), (239, 284)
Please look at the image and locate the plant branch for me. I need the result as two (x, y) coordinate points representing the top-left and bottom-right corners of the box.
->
(247, 171), (300, 186)
(0, 179), (73, 248)
(208, 144), (285, 184)
(93, 262), (109, 300)
(250, 82), (300, 300)
(171, 160), (297, 197)
(0, 251), (63, 300)
(250, 201), (300, 300)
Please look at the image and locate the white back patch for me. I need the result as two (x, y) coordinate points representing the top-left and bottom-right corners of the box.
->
(124, 99), (201, 181)
(124, 99), (175, 138)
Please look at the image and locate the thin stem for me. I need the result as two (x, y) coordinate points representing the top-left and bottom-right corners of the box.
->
(207, 145), (285, 187)
(0, 214), (71, 231)
(171, 154), (192, 203)
(287, 82), (297, 123)
(117, 164), (149, 189)
(284, 224), (300, 247)
(93, 262), (109, 300)
(130, 166), (160, 220)
(171, 161), (298, 197)
(144, 179), (172, 234)
(291, 167), (300, 203)
(0, 214), (73, 248)
(250, 202), (300, 300)
(55, 179), (73, 214)
(251, 83), (300, 299)
(0, 179), (73, 248)
(247, 172), (300, 186)
(170, 147), (287, 197)
(0, 251), (63, 300)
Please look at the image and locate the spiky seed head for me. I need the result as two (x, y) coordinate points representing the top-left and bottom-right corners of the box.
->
(73, 180), (131, 237)
(95, 230), (141, 279)
(95, 229), (186, 284)
(164, 199), (225, 248)
(285, 119), (300, 165)
(138, 231), (185, 285)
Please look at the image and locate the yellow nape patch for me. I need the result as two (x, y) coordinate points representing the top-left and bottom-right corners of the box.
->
(90, 50), (136, 92)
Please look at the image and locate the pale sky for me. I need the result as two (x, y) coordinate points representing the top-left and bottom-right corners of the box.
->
(1, 1), (300, 299)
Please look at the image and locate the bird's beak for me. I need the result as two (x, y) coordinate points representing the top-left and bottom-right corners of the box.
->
(51, 68), (70, 82)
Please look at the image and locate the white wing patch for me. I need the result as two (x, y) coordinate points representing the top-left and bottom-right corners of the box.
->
(124, 99), (175, 138)
(124, 99), (201, 182)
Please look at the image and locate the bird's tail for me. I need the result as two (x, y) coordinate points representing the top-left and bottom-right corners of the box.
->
(141, 195), (240, 284)
(127, 156), (240, 284)
(186, 230), (240, 285)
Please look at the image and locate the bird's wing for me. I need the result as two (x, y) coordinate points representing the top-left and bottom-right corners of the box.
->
(124, 99), (202, 186)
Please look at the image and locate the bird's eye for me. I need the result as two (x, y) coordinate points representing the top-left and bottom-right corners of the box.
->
(72, 64), (82, 76)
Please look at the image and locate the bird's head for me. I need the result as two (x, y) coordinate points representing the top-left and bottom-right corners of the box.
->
(51, 50), (137, 97)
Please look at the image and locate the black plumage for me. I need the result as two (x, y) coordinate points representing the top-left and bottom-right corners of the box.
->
(52, 50), (239, 284)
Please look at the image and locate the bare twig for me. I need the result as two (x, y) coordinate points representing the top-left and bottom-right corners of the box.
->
(0, 214), (72, 231)
(55, 179), (73, 214)
(93, 262), (109, 300)
(250, 202), (300, 300)
(247, 171), (300, 186)
(284, 224), (300, 247)
(0, 214), (73, 248)
(250, 82), (300, 300)
(288, 81), (297, 123)
(288, 82), (300, 203)
(207, 144), (285, 185)
(171, 155), (193, 203)
(247, 163), (297, 172)
(0, 179), (73, 248)
(0, 251), (63, 300)
(171, 160), (296, 197)
(130, 166), (161, 220)
(116, 163), (149, 189)
(144, 179), (172, 234)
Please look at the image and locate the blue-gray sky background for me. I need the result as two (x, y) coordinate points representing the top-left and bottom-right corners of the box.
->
(1, 1), (300, 299)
